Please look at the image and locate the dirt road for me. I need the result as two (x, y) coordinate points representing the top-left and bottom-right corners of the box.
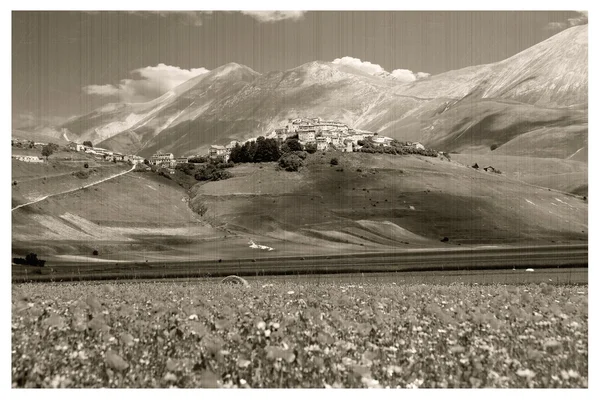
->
(11, 164), (136, 212)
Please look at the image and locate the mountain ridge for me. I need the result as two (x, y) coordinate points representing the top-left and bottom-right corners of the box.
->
(30, 25), (587, 159)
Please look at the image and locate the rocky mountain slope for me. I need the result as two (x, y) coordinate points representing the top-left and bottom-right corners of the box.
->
(53, 25), (586, 158)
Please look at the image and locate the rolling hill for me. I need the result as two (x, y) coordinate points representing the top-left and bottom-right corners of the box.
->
(189, 153), (587, 250)
(42, 25), (586, 159)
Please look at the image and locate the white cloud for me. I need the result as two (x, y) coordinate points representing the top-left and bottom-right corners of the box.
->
(391, 69), (418, 82)
(83, 64), (210, 103)
(332, 56), (386, 75)
(568, 11), (588, 26)
(241, 11), (306, 23)
(545, 21), (568, 31)
(332, 56), (430, 83)
(545, 11), (587, 31)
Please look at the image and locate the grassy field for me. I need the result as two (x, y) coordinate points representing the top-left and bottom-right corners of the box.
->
(11, 281), (587, 388)
(12, 152), (587, 265)
(191, 153), (587, 247)
(451, 153), (587, 196)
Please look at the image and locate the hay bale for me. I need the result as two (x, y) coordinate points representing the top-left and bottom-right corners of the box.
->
(221, 275), (249, 287)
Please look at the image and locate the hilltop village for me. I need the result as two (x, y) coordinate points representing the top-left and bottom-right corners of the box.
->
(11, 117), (435, 172)
(147, 117), (430, 168)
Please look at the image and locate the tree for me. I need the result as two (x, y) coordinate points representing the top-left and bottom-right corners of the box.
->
(279, 153), (303, 171)
(330, 157), (339, 166)
(83, 141), (93, 147)
(25, 253), (40, 266)
(144, 159), (150, 165)
(281, 138), (303, 153)
(490, 144), (499, 151)
(254, 137), (281, 162)
(41, 145), (55, 160)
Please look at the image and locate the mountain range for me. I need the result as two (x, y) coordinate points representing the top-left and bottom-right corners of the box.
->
(38, 25), (587, 160)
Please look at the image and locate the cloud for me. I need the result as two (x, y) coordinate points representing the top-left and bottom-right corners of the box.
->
(83, 64), (210, 103)
(240, 11), (306, 23)
(333, 56), (429, 82)
(568, 11), (588, 26)
(391, 69), (418, 82)
(332, 56), (386, 75)
(545, 11), (587, 31)
(545, 22), (568, 31)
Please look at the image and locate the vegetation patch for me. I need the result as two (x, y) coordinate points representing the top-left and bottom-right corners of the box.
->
(11, 282), (588, 388)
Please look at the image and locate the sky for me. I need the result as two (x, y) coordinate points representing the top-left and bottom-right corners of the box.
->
(12, 10), (587, 128)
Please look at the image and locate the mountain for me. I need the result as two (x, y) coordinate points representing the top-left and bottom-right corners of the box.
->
(55, 25), (587, 158)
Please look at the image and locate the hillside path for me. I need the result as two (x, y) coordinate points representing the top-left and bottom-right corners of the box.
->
(12, 164), (136, 212)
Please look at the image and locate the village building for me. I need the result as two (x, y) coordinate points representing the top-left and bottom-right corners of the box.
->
(298, 130), (316, 144)
(68, 142), (85, 152)
(150, 152), (175, 166)
(209, 145), (231, 162)
(316, 136), (329, 151)
(175, 157), (189, 164)
(371, 136), (394, 147)
(342, 139), (354, 152)
(12, 155), (44, 163)
(408, 141), (425, 150)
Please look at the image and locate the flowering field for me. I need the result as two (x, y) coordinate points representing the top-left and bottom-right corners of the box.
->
(11, 281), (588, 388)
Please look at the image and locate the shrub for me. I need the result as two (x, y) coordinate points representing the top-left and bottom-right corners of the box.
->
(13, 180), (17, 186)
(191, 201), (208, 216)
(330, 157), (339, 166)
(92, 250), (99, 256)
(188, 156), (207, 163)
(293, 151), (308, 160)
(490, 144), (499, 151)
(83, 163), (89, 169)
(83, 141), (93, 147)
(72, 170), (90, 179)
(278, 153), (303, 172)
(304, 143), (317, 154)
(194, 164), (232, 181)
(282, 138), (303, 153)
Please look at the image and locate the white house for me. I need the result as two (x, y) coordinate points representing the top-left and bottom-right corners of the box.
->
(12, 155), (43, 163)
(150, 152), (175, 166)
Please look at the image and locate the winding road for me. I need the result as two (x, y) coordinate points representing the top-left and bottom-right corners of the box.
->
(11, 164), (136, 212)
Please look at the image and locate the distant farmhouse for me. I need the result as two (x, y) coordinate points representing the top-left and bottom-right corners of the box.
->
(150, 152), (176, 167)
(12, 155), (43, 163)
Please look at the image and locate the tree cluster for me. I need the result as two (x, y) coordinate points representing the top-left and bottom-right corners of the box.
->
(13, 253), (46, 267)
(194, 163), (233, 182)
(230, 137), (281, 163)
(358, 138), (438, 157)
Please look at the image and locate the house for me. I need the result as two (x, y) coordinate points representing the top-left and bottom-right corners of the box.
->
(209, 145), (227, 158)
(12, 155), (43, 163)
(316, 136), (329, 151)
(371, 136), (394, 147)
(176, 157), (189, 164)
(150, 152), (175, 166)
(342, 139), (354, 153)
(298, 130), (316, 144)
(68, 142), (85, 152)
(209, 145), (231, 162)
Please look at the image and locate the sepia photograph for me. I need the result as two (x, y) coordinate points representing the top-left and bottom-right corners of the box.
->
(8, 3), (591, 391)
